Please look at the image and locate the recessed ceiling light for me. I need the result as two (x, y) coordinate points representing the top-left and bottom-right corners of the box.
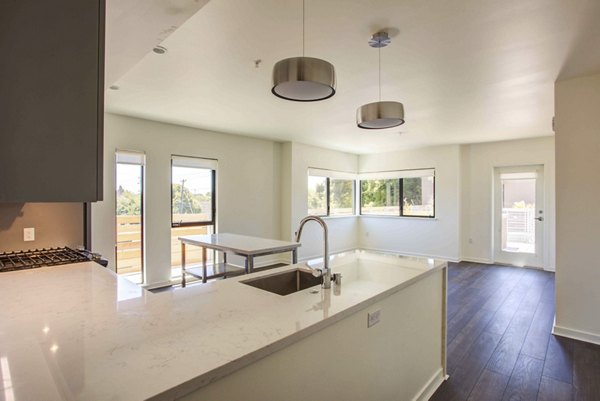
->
(153, 45), (167, 55)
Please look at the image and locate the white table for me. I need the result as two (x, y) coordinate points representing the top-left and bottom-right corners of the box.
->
(178, 233), (301, 286)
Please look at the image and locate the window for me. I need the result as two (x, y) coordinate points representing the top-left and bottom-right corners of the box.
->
(115, 150), (145, 284)
(360, 169), (435, 218)
(171, 156), (217, 277)
(402, 176), (435, 217)
(329, 179), (355, 216)
(360, 179), (399, 216)
(307, 175), (327, 216)
(307, 169), (356, 217)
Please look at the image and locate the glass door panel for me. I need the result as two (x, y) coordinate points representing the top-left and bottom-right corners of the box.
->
(494, 166), (544, 267)
(116, 162), (144, 283)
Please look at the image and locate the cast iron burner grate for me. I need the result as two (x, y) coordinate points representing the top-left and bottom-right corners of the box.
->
(0, 247), (90, 272)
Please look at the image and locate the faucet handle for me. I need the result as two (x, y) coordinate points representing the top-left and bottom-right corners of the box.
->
(332, 272), (342, 286)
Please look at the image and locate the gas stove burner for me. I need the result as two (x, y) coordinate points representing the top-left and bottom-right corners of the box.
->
(0, 247), (106, 272)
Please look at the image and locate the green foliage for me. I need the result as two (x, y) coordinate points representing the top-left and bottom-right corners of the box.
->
(308, 179), (327, 212)
(402, 177), (422, 208)
(361, 179), (399, 207)
(330, 179), (353, 209)
(116, 186), (141, 216)
(172, 183), (205, 214)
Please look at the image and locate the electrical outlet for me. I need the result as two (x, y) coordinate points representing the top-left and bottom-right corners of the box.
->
(368, 310), (381, 328)
(23, 227), (35, 242)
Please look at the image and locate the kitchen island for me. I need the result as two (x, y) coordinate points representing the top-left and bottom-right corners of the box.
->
(0, 250), (447, 401)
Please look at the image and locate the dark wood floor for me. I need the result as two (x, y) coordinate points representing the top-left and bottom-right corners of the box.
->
(430, 262), (600, 401)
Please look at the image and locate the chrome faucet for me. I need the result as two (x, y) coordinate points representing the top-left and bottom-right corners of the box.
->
(295, 216), (332, 289)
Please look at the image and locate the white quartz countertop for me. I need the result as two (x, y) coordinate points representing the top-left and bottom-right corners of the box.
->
(178, 233), (300, 255)
(0, 251), (446, 401)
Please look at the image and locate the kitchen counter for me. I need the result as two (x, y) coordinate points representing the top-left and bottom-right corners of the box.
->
(0, 251), (446, 401)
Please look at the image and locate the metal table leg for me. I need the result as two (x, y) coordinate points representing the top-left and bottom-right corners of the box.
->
(202, 246), (208, 283)
(247, 255), (254, 273)
(181, 242), (186, 288)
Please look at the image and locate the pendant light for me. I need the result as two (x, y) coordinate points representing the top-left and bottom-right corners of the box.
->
(357, 31), (405, 129)
(271, 0), (336, 102)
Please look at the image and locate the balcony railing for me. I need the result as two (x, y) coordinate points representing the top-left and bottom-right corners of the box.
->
(116, 214), (213, 278)
(502, 208), (535, 253)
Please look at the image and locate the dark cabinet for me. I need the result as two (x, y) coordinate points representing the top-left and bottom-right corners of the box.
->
(0, 0), (104, 202)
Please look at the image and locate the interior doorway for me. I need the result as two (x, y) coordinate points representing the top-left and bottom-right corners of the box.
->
(494, 165), (544, 267)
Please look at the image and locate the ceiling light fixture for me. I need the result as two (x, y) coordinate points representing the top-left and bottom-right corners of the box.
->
(357, 31), (405, 129)
(271, 0), (336, 102)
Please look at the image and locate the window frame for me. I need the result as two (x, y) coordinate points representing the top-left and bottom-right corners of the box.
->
(307, 174), (356, 217)
(359, 173), (436, 218)
(399, 175), (436, 218)
(170, 158), (217, 228)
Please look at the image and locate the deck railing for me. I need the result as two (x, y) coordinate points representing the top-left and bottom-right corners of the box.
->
(502, 208), (535, 253)
(116, 215), (213, 276)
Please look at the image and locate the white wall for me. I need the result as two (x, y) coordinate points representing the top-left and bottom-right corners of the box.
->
(554, 72), (600, 344)
(282, 142), (359, 260)
(356, 138), (556, 268)
(460, 137), (556, 270)
(93, 114), (282, 287)
(94, 114), (558, 290)
(358, 145), (462, 261)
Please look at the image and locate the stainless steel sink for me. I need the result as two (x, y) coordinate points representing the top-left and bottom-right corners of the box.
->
(241, 269), (322, 296)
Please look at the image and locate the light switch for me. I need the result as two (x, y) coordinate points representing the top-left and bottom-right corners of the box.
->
(24, 227), (35, 242)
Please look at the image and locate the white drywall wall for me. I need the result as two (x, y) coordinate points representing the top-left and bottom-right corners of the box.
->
(93, 114), (557, 291)
(281, 142), (359, 260)
(93, 113), (282, 287)
(358, 145), (462, 261)
(460, 137), (556, 269)
(554, 72), (600, 344)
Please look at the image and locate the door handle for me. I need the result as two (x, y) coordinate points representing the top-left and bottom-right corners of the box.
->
(535, 217), (544, 221)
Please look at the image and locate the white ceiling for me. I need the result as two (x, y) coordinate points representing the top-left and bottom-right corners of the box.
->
(105, 0), (600, 154)
(105, 0), (210, 87)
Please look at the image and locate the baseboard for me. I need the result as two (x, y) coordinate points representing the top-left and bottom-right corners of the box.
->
(412, 368), (445, 401)
(552, 322), (600, 345)
(460, 257), (494, 264)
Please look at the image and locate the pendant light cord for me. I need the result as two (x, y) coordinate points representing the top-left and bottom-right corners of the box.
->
(302, 0), (305, 57)
(378, 45), (382, 101)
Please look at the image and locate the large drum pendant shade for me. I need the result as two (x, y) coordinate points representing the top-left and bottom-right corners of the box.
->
(272, 57), (336, 102)
(357, 101), (405, 129)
